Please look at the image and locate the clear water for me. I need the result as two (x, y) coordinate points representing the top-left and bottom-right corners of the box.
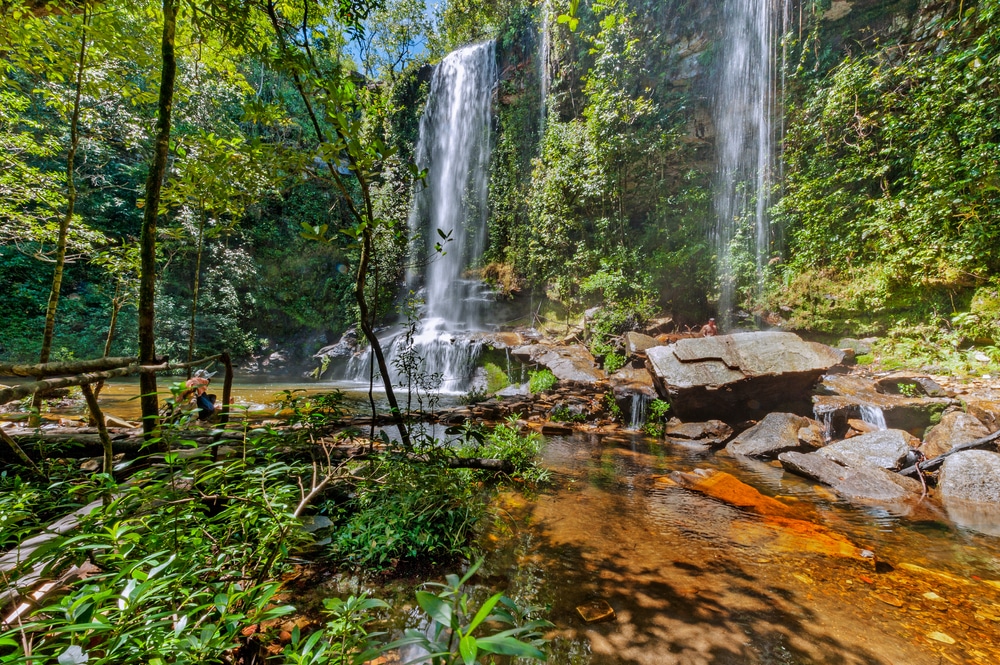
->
(476, 432), (1000, 664)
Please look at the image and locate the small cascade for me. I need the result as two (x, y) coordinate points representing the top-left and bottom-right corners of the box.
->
(627, 394), (652, 431)
(859, 404), (888, 431)
(346, 42), (497, 394)
(815, 408), (835, 441)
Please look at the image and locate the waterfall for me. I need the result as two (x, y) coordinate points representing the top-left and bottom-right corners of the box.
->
(859, 405), (888, 431)
(539, 0), (551, 132)
(627, 394), (651, 431)
(713, 0), (790, 327)
(347, 42), (497, 394)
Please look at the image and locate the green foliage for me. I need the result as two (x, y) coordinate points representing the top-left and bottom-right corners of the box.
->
(463, 418), (549, 484)
(602, 351), (625, 373)
(550, 405), (586, 424)
(328, 460), (482, 569)
(528, 368), (557, 394)
(483, 361), (511, 393)
(385, 560), (551, 665)
(282, 594), (390, 665)
(642, 398), (671, 437)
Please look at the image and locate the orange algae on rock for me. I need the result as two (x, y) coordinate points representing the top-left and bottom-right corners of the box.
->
(676, 470), (865, 560)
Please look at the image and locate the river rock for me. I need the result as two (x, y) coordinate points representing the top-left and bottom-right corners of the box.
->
(482, 331), (523, 349)
(645, 332), (844, 421)
(966, 399), (1000, 433)
(875, 372), (949, 398)
(920, 411), (991, 459)
(665, 419), (733, 446)
(726, 413), (813, 458)
(818, 429), (914, 470)
(314, 328), (358, 360)
(837, 337), (876, 356)
(643, 317), (675, 336)
(937, 450), (1000, 504)
(813, 374), (954, 438)
(625, 331), (659, 356)
(779, 451), (921, 502)
(510, 344), (605, 384)
(608, 366), (656, 398)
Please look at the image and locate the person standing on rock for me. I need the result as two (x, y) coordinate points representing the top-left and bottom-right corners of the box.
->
(700, 318), (718, 337)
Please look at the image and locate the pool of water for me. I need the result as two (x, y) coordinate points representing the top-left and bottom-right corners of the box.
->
(474, 432), (1000, 665)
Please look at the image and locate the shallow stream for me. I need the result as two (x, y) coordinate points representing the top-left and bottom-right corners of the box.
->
(472, 432), (1000, 665)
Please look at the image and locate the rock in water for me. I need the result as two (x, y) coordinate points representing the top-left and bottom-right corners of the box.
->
(818, 429), (914, 470)
(921, 411), (991, 459)
(664, 419), (733, 446)
(726, 412), (812, 458)
(779, 451), (921, 503)
(645, 332), (844, 421)
(937, 450), (1000, 504)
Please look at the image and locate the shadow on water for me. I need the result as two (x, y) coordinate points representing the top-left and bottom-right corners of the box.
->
(478, 432), (1000, 665)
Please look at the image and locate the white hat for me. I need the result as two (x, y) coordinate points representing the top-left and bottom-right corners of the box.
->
(193, 369), (217, 379)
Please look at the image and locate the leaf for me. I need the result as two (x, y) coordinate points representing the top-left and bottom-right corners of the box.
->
(415, 590), (453, 627)
(476, 635), (545, 658)
(466, 593), (503, 633)
(459, 634), (478, 665)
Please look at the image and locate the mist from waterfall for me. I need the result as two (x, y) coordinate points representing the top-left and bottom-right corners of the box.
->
(347, 42), (497, 393)
(713, 0), (790, 328)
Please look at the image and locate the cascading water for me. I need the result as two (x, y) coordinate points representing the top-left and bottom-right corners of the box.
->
(627, 394), (651, 431)
(859, 404), (888, 431)
(713, 0), (791, 327)
(539, 0), (551, 131)
(347, 42), (497, 394)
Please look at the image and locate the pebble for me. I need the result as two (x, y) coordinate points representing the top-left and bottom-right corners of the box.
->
(873, 593), (903, 608)
(923, 592), (944, 601)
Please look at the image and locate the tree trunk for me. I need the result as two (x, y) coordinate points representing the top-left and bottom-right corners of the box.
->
(0, 356), (137, 377)
(139, 0), (178, 440)
(32, 10), (88, 421)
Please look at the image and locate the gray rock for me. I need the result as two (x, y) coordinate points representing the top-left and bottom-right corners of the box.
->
(779, 451), (920, 502)
(510, 344), (605, 384)
(608, 367), (656, 398)
(495, 383), (529, 397)
(837, 338), (874, 355)
(966, 399), (1000, 433)
(937, 450), (1000, 504)
(665, 420), (733, 446)
(875, 372), (949, 398)
(625, 331), (659, 356)
(920, 411), (990, 459)
(646, 332), (844, 421)
(643, 317), (675, 336)
(726, 413), (811, 458)
(818, 429), (913, 470)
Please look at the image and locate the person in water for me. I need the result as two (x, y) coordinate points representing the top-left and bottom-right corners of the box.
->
(700, 318), (718, 337)
(185, 369), (221, 421)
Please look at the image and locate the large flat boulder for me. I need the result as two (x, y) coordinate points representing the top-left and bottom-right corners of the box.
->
(510, 344), (605, 384)
(665, 420), (733, 447)
(725, 412), (812, 458)
(817, 429), (914, 470)
(779, 451), (921, 503)
(645, 332), (844, 421)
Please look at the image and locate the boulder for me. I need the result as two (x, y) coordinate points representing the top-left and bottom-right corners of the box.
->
(920, 411), (990, 459)
(482, 331), (524, 349)
(643, 317), (675, 336)
(875, 372), (949, 398)
(510, 344), (605, 384)
(818, 429), (914, 470)
(645, 332), (844, 421)
(624, 331), (659, 356)
(725, 413), (812, 458)
(779, 451), (921, 503)
(937, 450), (1000, 504)
(813, 374), (954, 438)
(607, 366), (656, 399)
(966, 399), (1000, 433)
(314, 328), (359, 359)
(664, 420), (733, 446)
(837, 338), (876, 356)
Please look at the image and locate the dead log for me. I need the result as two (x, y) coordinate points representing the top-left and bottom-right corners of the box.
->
(0, 356), (137, 378)
(899, 428), (1000, 477)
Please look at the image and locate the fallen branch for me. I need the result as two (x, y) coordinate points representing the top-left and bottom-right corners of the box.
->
(0, 356), (137, 378)
(899, 428), (1000, 477)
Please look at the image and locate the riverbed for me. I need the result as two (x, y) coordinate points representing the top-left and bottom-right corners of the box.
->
(470, 432), (1000, 665)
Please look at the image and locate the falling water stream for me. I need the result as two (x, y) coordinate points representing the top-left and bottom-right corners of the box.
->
(714, 0), (790, 326)
(346, 42), (498, 393)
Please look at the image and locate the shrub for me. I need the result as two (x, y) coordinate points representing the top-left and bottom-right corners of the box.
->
(528, 368), (557, 393)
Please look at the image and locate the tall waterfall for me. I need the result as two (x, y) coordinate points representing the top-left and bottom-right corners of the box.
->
(347, 42), (497, 394)
(539, 0), (551, 131)
(713, 0), (790, 327)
